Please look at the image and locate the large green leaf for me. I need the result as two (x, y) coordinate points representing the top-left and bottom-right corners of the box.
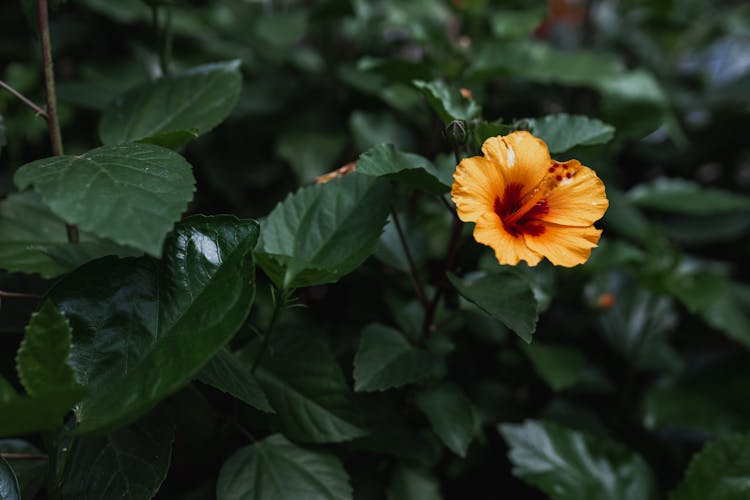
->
(0, 440), (45, 499)
(0, 388), (86, 437)
(0, 192), (136, 278)
(14, 143), (195, 256)
(0, 457), (20, 500)
(520, 342), (587, 392)
(16, 301), (80, 396)
(412, 80), (480, 123)
(353, 323), (438, 392)
(98, 60), (242, 146)
(499, 420), (658, 500)
(61, 411), (174, 500)
(197, 348), (273, 413)
(48, 215), (259, 433)
(627, 178), (750, 215)
(244, 328), (367, 443)
(448, 272), (538, 342)
(216, 434), (352, 500)
(387, 465), (443, 500)
(529, 114), (615, 154)
(256, 173), (391, 289)
(670, 432), (750, 500)
(415, 383), (477, 457)
(356, 143), (450, 194)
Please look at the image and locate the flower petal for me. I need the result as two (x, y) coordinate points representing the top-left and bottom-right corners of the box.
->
(524, 224), (602, 267)
(474, 212), (543, 266)
(482, 131), (550, 190)
(543, 160), (608, 226)
(452, 156), (504, 222)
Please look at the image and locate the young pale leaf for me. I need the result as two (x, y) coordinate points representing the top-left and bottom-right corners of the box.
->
(0, 440), (46, 499)
(246, 328), (366, 443)
(353, 323), (438, 392)
(415, 383), (477, 457)
(0, 457), (20, 500)
(61, 411), (174, 500)
(197, 348), (273, 413)
(387, 465), (443, 500)
(356, 143), (450, 194)
(16, 301), (80, 396)
(499, 420), (658, 500)
(413, 80), (480, 123)
(99, 60), (242, 146)
(520, 342), (587, 392)
(49, 215), (259, 434)
(14, 143), (195, 256)
(217, 434), (352, 500)
(528, 114), (615, 154)
(670, 432), (750, 500)
(256, 173), (391, 289)
(448, 271), (538, 342)
(627, 178), (750, 215)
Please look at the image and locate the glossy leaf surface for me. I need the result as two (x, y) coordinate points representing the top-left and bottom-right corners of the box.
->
(356, 143), (450, 194)
(49, 215), (259, 433)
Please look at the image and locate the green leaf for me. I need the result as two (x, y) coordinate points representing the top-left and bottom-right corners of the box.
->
(247, 327), (367, 443)
(61, 411), (174, 500)
(98, 60), (242, 146)
(0, 440), (46, 499)
(356, 143), (450, 194)
(349, 111), (415, 153)
(0, 115), (5, 159)
(470, 120), (514, 149)
(0, 388), (86, 437)
(641, 357), (750, 436)
(415, 383), (477, 457)
(217, 434), (352, 500)
(0, 457), (20, 500)
(14, 143), (195, 256)
(138, 129), (199, 150)
(627, 178), (750, 215)
(353, 324), (438, 392)
(276, 131), (346, 184)
(49, 215), (259, 433)
(413, 80), (480, 123)
(528, 114), (615, 154)
(0, 192), (137, 278)
(255, 11), (308, 48)
(500, 420), (658, 500)
(448, 271), (538, 342)
(197, 348), (273, 413)
(520, 342), (587, 392)
(670, 432), (750, 500)
(490, 8), (545, 38)
(256, 173), (391, 289)
(664, 269), (750, 348)
(16, 301), (81, 395)
(387, 465), (443, 500)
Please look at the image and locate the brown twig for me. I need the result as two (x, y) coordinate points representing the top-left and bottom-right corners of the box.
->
(0, 453), (48, 460)
(0, 80), (48, 118)
(37, 0), (79, 244)
(0, 290), (42, 299)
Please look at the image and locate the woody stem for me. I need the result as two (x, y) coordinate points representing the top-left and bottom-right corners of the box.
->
(390, 206), (428, 308)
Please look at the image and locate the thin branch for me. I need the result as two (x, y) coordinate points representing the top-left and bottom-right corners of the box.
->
(390, 206), (428, 308)
(0, 453), (48, 460)
(251, 287), (287, 373)
(0, 290), (42, 299)
(37, 0), (79, 244)
(0, 80), (48, 118)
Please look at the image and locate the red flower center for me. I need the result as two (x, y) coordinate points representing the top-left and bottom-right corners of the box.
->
(494, 183), (548, 237)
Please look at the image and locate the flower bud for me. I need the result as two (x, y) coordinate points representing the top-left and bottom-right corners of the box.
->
(446, 120), (468, 149)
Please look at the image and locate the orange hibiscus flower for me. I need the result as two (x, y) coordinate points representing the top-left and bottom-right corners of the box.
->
(451, 131), (608, 267)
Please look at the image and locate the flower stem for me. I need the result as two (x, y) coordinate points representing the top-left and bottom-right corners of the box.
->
(390, 206), (428, 308)
(0, 80), (48, 118)
(422, 215), (463, 336)
(37, 0), (79, 244)
(251, 286), (287, 373)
